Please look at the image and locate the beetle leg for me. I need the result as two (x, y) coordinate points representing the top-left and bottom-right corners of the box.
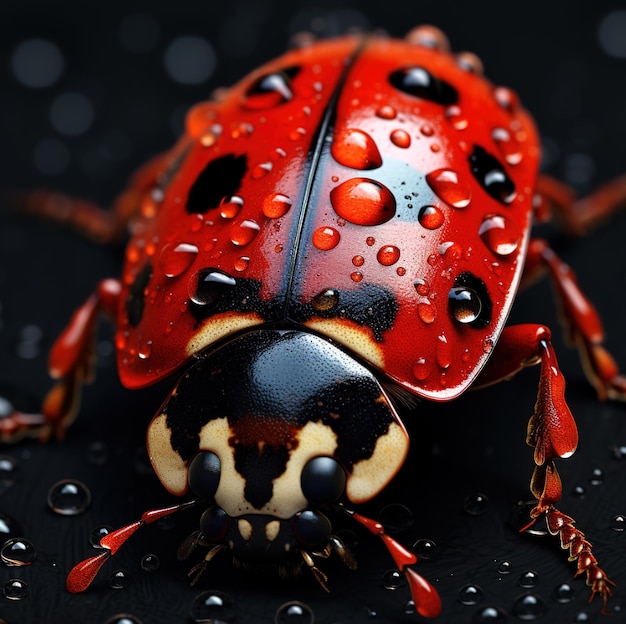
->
(8, 152), (168, 243)
(40, 278), (121, 441)
(66, 499), (196, 592)
(475, 324), (614, 611)
(523, 238), (626, 401)
(536, 173), (626, 235)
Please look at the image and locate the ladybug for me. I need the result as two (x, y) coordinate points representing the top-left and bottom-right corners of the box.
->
(7, 25), (626, 618)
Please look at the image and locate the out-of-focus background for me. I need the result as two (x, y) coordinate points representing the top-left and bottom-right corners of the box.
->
(1, 1), (626, 622)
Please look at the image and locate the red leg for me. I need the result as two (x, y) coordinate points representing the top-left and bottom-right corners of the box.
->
(35, 278), (121, 441)
(475, 324), (613, 611)
(536, 173), (626, 235)
(523, 238), (626, 401)
(8, 151), (168, 243)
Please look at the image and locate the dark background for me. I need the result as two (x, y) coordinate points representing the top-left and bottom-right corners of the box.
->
(1, 1), (626, 623)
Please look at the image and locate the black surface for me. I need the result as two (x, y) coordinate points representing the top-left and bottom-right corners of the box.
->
(2, 2), (626, 623)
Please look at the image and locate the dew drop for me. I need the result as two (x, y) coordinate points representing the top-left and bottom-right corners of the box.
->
(311, 289), (339, 312)
(589, 468), (604, 485)
(330, 178), (396, 225)
(417, 299), (436, 324)
(512, 593), (545, 620)
(159, 242), (199, 278)
(494, 86), (519, 111)
(0, 455), (18, 486)
(458, 584), (483, 606)
(572, 484), (586, 498)
(519, 570), (539, 588)
(482, 338), (494, 354)
(219, 195), (243, 219)
(413, 357), (431, 380)
(350, 271), (363, 283)
(312, 226), (340, 250)
(274, 600), (314, 624)
(331, 128), (382, 170)
(234, 256), (250, 272)
(262, 193), (292, 219)
(436, 332), (452, 369)
(243, 70), (295, 111)
(390, 129), (411, 148)
(376, 245), (400, 266)
(352, 254), (365, 267)
(449, 286), (482, 324)
(445, 105), (469, 130)
(382, 569), (405, 590)
(378, 503), (413, 533)
(0, 513), (22, 541)
(492, 127), (523, 165)
(90, 525), (112, 547)
(473, 606), (508, 623)
(412, 538), (438, 560)
(3, 578), (28, 601)
(479, 214), (519, 257)
(252, 161), (272, 179)
(553, 582), (575, 603)
(497, 560), (512, 575)
(47, 479), (91, 515)
(611, 515), (626, 531)
(230, 219), (260, 246)
(375, 104), (396, 119)
(190, 590), (236, 623)
(425, 169), (471, 208)
(109, 569), (132, 589)
(0, 538), (36, 566)
(104, 615), (143, 624)
(418, 205), (445, 229)
(366, 236), (376, 246)
(141, 553), (160, 572)
(464, 492), (489, 515)
(413, 278), (430, 296)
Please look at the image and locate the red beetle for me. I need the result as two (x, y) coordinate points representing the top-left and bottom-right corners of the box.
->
(6, 26), (626, 618)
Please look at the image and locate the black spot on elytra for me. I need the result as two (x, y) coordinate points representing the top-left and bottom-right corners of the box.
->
(389, 66), (458, 105)
(186, 153), (247, 214)
(126, 263), (152, 327)
(290, 283), (399, 342)
(469, 145), (516, 204)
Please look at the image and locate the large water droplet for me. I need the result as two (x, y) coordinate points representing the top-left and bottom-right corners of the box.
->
(519, 570), (539, 588)
(190, 590), (236, 623)
(330, 178), (396, 225)
(376, 245), (400, 266)
(109, 569), (132, 589)
(90, 525), (112, 547)
(243, 68), (296, 110)
(378, 503), (413, 533)
(159, 242), (199, 278)
(553, 582), (576, 603)
(425, 169), (471, 208)
(512, 593), (545, 620)
(449, 286), (482, 324)
(418, 299), (436, 324)
(0, 538), (36, 566)
(311, 288), (339, 311)
(412, 538), (439, 560)
(375, 104), (397, 119)
(189, 268), (236, 307)
(479, 214), (519, 257)
(611, 515), (626, 531)
(497, 560), (512, 575)
(331, 128), (382, 170)
(3, 578), (28, 601)
(382, 569), (405, 590)
(219, 195), (243, 219)
(229, 219), (260, 246)
(262, 193), (292, 219)
(274, 601), (314, 624)
(492, 127), (522, 165)
(473, 606), (508, 623)
(413, 357), (431, 380)
(140, 554), (160, 572)
(464, 492), (489, 515)
(390, 129), (411, 148)
(47, 479), (91, 515)
(418, 205), (445, 229)
(458, 584), (483, 605)
(312, 226), (340, 250)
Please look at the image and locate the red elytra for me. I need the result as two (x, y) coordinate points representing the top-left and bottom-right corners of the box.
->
(8, 24), (626, 618)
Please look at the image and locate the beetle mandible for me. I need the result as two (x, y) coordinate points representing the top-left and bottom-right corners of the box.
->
(6, 25), (626, 618)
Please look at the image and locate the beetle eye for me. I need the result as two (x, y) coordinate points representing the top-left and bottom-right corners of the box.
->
(301, 456), (346, 507)
(188, 451), (221, 501)
(292, 509), (332, 547)
(199, 505), (229, 543)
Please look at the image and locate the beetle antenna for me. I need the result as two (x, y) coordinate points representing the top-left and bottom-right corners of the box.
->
(337, 503), (442, 619)
(66, 499), (197, 593)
